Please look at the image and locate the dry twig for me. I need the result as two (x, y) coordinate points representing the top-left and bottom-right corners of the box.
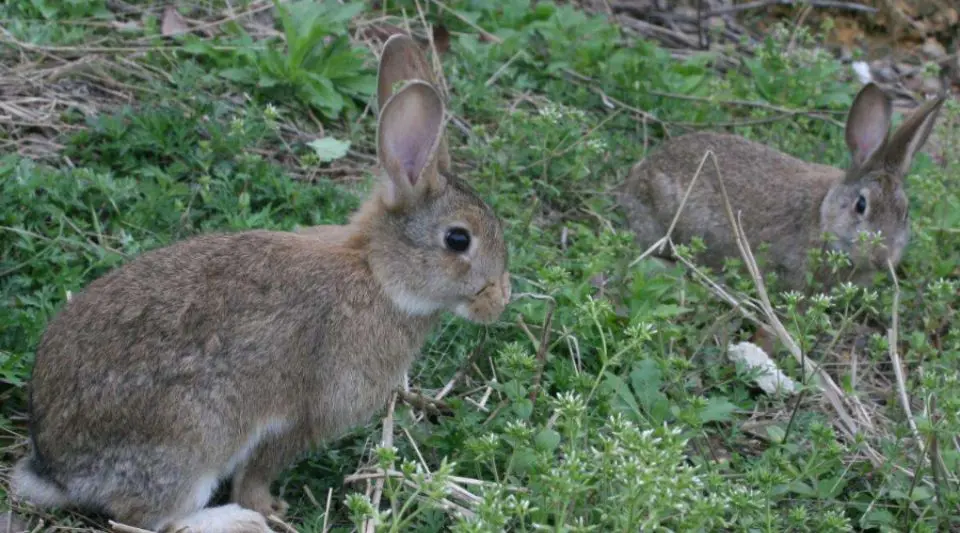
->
(886, 260), (923, 455)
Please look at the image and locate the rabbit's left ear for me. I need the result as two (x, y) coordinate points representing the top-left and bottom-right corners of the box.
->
(845, 83), (892, 170)
(377, 81), (447, 210)
(377, 33), (451, 174)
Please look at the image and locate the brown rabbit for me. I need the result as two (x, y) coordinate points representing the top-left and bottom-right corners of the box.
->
(10, 34), (511, 533)
(616, 83), (947, 290)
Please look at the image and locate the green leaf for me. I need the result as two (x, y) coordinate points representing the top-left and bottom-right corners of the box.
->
(909, 486), (934, 502)
(513, 398), (534, 420)
(603, 371), (641, 421)
(765, 425), (786, 444)
(697, 397), (737, 424)
(860, 509), (895, 528)
(650, 304), (692, 319)
(307, 137), (350, 163)
(257, 75), (281, 89)
(533, 428), (561, 452)
(31, 0), (59, 19)
(510, 447), (538, 475)
(787, 480), (816, 497)
(303, 74), (345, 116)
(630, 360), (672, 423)
(335, 74), (377, 98)
(218, 68), (254, 84)
(816, 476), (849, 499)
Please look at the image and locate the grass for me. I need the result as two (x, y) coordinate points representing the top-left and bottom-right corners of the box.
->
(1, 0), (959, 531)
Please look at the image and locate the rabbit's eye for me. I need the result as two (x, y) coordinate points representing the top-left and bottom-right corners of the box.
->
(444, 227), (471, 253)
(855, 195), (867, 215)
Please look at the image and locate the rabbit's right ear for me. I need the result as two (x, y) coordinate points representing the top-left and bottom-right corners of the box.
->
(377, 81), (446, 210)
(882, 92), (947, 177)
(377, 33), (451, 174)
(845, 82), (892, 169)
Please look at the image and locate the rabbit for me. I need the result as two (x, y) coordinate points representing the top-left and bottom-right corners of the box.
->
(10, 33), (511, 533)
(615, 82), (947, 291)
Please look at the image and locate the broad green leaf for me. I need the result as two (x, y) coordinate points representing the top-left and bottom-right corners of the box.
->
(630, 360), (672, 423)
(218, 68), (253, 84)
(787, 480), (816, 497)
(307, 137), (350, 163)
(603, 371), (641, 421)
(765, 425), (786, 443)
(698, 397), (737, 424)
(534, 428), (561, 452)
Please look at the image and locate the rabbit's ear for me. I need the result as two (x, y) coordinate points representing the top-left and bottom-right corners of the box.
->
(377, 80), (446, 210)
(377, 33), (451, 173)
(845, 83), (892, 169)
(378, 34), (436, 113)
(882, 93), (947, 177)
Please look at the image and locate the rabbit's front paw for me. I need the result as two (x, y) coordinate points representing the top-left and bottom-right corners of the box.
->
(237, 489), (289, 519)
(266, 497), (289, 518)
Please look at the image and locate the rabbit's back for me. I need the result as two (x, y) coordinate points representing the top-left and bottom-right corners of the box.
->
(30, 231), (434, 477)
(618, 132), (841, 281)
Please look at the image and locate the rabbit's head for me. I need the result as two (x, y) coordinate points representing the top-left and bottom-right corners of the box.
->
(354, 34), (509, 324)
(820, 82), (946, 271)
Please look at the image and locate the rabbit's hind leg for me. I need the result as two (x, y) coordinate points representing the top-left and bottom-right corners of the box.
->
(230, 434), (301, 520)
(114, 471), (269, 533)
(44, 446), (246, 533)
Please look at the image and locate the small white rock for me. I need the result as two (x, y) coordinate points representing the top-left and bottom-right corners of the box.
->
(851, 61), (873, 85)
(728, 341), (798, 396)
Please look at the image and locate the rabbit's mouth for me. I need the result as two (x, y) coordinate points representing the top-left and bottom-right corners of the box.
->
(473, 272), (511, 300)
(455, 273), (511, 324)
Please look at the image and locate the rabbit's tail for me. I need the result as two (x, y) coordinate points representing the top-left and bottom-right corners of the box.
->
(9, 455), (70, 509)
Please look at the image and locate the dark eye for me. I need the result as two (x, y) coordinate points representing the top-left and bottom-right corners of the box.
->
(444, 227), (471, 253)
(855, 194), (867, 215)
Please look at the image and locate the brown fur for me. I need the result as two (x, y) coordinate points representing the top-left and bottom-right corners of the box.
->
(616, 83), (946, 290)
(10, 34), (510, 533)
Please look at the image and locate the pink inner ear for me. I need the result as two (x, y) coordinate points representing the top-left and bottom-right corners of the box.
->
(856, 131), (884, 165)
(387, 134), (425, 186)
(402, 156), (418, 185)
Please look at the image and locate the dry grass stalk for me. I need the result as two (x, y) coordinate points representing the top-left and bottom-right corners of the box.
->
(360, 391), (397, 533)
(109, 521), (155, 533)
(886, 259), (924, 457)
(344, 468), (481, 520)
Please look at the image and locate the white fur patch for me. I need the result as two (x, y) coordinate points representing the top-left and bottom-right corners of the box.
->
(453, 302), (472, 320)
(223, 418), (290, 477)
(165, 504), (269, 533)
(188, 473), (220, 514)
(385, 285), (443, 316)
(10, 459), (70, 508)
